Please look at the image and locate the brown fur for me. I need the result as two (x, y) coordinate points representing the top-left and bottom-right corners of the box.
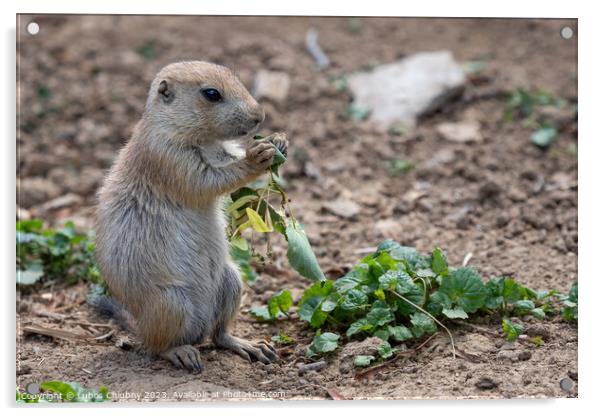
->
(95, 61), (281, 371)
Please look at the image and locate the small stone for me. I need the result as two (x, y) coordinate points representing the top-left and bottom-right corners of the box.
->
(559, 377), (574, 391)
(445, 205), (473, 230)
(497, 350), (519, 362)
(425, 148), (455, 168)
(436, 120), (482, 143)
(518, 351), (532, 361)
(323, 198), (361, 219)
(525, 324), (551, 340)
(298, 361), (327, 375)
(253, 70), (291, 104)
(475, 376), (499, 390)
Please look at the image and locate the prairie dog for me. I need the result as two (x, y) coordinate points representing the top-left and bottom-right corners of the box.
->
(95, 61), (286, 372)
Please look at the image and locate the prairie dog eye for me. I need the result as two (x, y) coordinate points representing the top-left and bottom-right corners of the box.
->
(201, 88), (223, 103)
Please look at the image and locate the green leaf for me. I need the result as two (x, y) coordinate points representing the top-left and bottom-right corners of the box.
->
(410, 312), (437, 338)
(562, 282), (578, 321)
(426, 291), (451, 316)
(383, 158), (414, 176)
(270, 145), (287, 175)
(306, 332), (339, 357)
(506, 88), (534, 119)
(320, 296), (338, 312)
(299, 280), (333, 307)
(333, 263), (369, 292)
(268, 290), (293, 317)
(531, 125), (557, 148)
(347, 103), (371, 121)
(346, 318), (373, 338)
(431, 247), (448, 276)
(298, 296), (329, 329)
(285, 220), (325, 282)
(442, 307), (469, 319)
(502, 318), (523, 342)
(439, 267), (487, 313)
(531, 308), (546, 320)
(377, 340), (397, 359)
(298, 297), (320, 322)
(365, 300), (395, 327)
(230, 238), (257, 284)
(245, 207), (272, 232)
(340, 288), (369, 311)
(513, 300), (535, 314)
(272, 330), (294, 345)
(395, 283), (426, 316)
(376, 240), (430, 270)
(354, 355), (375, 367)
(502, 278), (523, 303)
(388, 325), (414, 342)
(17, 262), (44, 285)
(374, 328), (390, 341)
(227, 194), (259, 213)
(249, 305), (272, 321)
(378, 269), (415, 293)
(17, 219), (44, 232)
(416, 268), (437, 278)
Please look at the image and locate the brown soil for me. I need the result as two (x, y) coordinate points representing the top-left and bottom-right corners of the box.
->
(16, 15), (578, 401)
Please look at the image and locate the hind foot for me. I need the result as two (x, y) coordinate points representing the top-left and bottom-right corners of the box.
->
(214, 332), (278, 364)
(160, 345), (203, 373)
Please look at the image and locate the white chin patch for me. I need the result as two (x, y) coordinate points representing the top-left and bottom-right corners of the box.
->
(222, 140), (246, 159)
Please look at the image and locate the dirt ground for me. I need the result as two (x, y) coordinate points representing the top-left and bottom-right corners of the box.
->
(16, 15), (578, 401)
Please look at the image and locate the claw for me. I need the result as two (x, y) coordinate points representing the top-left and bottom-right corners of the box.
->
(215, 334), (279, 364)
(161, 345), (204, 373)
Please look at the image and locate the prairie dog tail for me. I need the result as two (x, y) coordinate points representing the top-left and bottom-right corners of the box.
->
(89, 295), (136, 333)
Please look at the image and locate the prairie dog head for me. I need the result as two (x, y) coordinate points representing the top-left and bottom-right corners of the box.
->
(144, 61), (265, 143)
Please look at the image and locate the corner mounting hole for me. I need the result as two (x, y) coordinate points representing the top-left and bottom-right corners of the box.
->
(560, 26), (573, 40)
(26, 22), (40, 35)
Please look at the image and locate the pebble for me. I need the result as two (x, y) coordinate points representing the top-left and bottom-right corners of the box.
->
(323, 198), (361, 219)
(475, 377), (499, 390)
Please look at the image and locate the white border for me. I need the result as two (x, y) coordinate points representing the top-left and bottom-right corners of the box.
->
(3, 1), (599, 415)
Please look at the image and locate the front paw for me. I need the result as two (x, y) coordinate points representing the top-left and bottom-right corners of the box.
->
(266, 132), (288, 157)
(246, 140), (275, 171)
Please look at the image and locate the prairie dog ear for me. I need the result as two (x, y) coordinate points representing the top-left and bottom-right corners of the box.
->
(158, 80), (175, 104)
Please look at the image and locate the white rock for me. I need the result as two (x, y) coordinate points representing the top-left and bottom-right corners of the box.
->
(253, 70), (291, 104)
(323, 198), (361, 219)
(347, 51), (466, 129)
(436, 120), (483, 143)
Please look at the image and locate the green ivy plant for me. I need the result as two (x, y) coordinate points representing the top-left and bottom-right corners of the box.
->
(16, 219), (101, 286)
(250, 241), (577, 366)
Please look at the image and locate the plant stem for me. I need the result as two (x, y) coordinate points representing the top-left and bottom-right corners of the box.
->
(388, 289), (456, 359)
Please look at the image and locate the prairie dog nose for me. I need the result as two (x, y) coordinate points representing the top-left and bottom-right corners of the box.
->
(251, 106), (265, 126)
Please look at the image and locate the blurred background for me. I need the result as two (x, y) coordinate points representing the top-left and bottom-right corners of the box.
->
(16, 15), (577, 399)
